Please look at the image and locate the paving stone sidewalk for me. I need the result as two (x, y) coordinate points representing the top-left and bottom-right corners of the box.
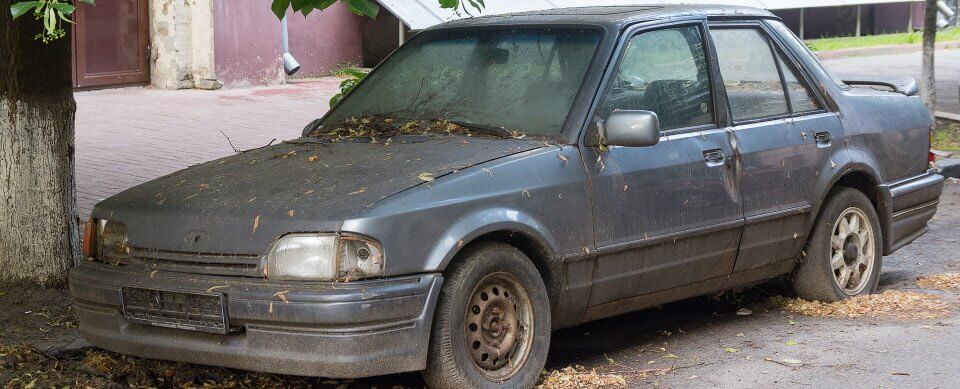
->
(74, 78), (341, 217)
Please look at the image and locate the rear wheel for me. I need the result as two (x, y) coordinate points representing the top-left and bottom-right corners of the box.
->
(422, 242), (550, 389)
(792, 187), (883, 302)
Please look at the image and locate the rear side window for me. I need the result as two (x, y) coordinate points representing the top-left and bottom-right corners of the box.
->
(776, 52), (822, 113)
(600, 25), (714, 131)
(710, 28), (789, 122)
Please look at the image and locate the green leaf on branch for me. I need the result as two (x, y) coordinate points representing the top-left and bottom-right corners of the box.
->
(346, 0), (378, 18)
(46, 2), (75, 14)
(10, 1), (42, 19)
(271, 0), (291, 19)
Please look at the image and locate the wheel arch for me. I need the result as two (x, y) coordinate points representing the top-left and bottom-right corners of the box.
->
(814, 164), (889, 249)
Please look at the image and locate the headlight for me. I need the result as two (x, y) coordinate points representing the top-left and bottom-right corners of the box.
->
(82, 218), (129, 263)
(265, 233), (384, 281)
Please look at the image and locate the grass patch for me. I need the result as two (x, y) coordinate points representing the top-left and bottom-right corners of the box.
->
(806, 27), (960, 51)
(933, 120), (960, 153)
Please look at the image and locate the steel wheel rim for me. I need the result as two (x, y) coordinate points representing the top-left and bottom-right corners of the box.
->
(464, 272), (535, 380)
(830, 207), (876, 295)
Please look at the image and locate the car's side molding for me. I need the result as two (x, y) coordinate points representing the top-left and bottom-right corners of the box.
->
(424, 207), (560, 273)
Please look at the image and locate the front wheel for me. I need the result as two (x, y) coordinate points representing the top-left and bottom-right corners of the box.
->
(422, 242), (550, 389)
(792, 187), (883, 302)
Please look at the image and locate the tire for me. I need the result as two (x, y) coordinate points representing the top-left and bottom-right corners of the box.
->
(422, 242), (551, 389)
(792, 187), (883, 302)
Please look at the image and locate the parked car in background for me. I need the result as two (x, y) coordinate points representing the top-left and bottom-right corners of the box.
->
(70, 5), (944, 388)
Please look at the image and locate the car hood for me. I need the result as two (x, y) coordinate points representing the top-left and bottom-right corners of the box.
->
(93, 135), (544, 255)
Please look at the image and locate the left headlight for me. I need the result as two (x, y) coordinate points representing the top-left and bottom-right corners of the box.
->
(265, 233), (384, 282)
(82, 218), (129, 263)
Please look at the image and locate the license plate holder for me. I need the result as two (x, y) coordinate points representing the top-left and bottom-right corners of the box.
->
(121, 286), (229, 334)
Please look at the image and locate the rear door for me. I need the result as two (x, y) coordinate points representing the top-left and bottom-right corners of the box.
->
(583, 21), (743, 314)
(707, 22), (843, 272)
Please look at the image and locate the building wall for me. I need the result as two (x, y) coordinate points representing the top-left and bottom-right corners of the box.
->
(150, 0), (217, 90)
(213, 0), (363, 88)
(773, 2), (928, 40)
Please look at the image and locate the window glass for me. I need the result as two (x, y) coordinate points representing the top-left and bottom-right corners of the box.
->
(600, 26), (713, 131)
(776, 52), (822, 113)
(711, 28), (789, 121)
(321, 28), (601, 134)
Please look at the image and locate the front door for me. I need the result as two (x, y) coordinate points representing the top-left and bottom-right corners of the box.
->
(72, 0), (150, 88)
(707, 23), (843, 272)
(583, 23), (743, 315)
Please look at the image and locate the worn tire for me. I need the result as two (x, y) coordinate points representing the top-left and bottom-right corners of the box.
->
(792, 187), (883, 302)
(422, 242), (551, 389)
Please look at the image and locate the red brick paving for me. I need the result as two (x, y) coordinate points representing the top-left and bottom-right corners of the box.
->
(74, 78), (342, 217)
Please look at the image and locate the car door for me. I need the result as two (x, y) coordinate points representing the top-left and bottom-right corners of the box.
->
(707, 23), (843, 272)
(583, 22), (743, 313)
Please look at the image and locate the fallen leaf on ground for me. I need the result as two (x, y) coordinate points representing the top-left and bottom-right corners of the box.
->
(917, 273), (960, 289)
(771, 290), (950, 320)
(418, 172), (435, 182)
(736, 308), (752, 316)
(724, 347), (739, 353)
(537, 366), (626, 389)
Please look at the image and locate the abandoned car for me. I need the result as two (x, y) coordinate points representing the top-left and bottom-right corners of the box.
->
(70, 5), (945, 388)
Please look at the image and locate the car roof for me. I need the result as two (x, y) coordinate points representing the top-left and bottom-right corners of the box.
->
(432, 5), (776, 31)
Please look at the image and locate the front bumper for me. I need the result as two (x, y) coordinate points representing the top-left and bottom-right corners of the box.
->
(69, 262), (442, 378)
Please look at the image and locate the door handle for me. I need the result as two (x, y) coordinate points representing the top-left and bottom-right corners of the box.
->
(703, 148), (725, 166)
(813, 131), (832, 146)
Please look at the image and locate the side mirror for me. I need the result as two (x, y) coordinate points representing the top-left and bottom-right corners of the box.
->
(602, 110), (661, 147)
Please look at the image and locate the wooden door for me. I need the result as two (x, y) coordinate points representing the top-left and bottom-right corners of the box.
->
(72, 0), (150, 88)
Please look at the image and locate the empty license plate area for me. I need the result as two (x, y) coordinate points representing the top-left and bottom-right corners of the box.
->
(121, 287), (228, 334)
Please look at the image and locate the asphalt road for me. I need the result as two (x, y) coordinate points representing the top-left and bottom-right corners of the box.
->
(822, 48), (960, 115)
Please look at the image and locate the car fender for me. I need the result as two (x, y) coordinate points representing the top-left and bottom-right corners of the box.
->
(423, 207), (560, 273)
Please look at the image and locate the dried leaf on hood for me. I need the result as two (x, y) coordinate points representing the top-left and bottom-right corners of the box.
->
(418, 172), (436, 182)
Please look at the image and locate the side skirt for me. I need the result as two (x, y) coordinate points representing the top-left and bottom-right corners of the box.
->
(580, 259), (796, 324)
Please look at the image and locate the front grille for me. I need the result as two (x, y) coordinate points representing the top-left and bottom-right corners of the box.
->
(127, 248), (263, 277)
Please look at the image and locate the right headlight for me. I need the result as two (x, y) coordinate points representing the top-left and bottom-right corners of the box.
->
(265, 233), (384, 282)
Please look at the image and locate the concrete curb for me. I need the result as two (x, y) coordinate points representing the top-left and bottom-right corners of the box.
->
(815, 41), (960, 60)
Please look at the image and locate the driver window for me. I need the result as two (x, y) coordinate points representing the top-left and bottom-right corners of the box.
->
(600, 25), (714, 131)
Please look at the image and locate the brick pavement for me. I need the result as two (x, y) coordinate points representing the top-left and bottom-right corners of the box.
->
(74, 78), (342, 217)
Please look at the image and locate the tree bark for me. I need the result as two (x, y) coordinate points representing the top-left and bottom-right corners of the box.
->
(0, 0), (80, 285)
(921, 0), (938, 123)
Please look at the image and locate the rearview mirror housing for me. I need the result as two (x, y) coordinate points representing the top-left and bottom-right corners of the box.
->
(602, 110), (661, 147)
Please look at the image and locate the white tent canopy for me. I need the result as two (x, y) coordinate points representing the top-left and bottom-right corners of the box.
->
(379, 0), (922, 30)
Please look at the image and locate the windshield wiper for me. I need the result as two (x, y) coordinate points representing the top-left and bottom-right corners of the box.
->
(449, 120), (514, 138)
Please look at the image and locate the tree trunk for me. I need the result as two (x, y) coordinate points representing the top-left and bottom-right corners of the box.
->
(921, 0), (938, 123)
(0, 0), (80, 285)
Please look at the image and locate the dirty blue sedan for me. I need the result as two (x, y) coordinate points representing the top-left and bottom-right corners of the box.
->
(70, 5), (944, 388)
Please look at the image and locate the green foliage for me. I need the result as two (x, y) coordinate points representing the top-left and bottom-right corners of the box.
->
(329, 69), (368, 108)
(806, 27), (960, 51)
(9, 0), (93, 43)
(272, 0), (475, 20)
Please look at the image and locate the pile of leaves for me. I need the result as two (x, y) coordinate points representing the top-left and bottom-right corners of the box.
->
(309, 115), (524, 143)
(537, 366), (627, 389)
(0, 343), (326, 388)
(771, 290), (951, 320)
(917, 273), (960, 290)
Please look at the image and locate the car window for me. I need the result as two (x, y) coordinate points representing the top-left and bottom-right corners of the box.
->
(711, 28), (789, 122)
(775, 52), (822, 113)
(321, 27), (601, 135)
(600, 25), (714, 131)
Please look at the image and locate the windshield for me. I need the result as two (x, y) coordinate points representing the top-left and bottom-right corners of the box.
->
(320, 27), (602, 135)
